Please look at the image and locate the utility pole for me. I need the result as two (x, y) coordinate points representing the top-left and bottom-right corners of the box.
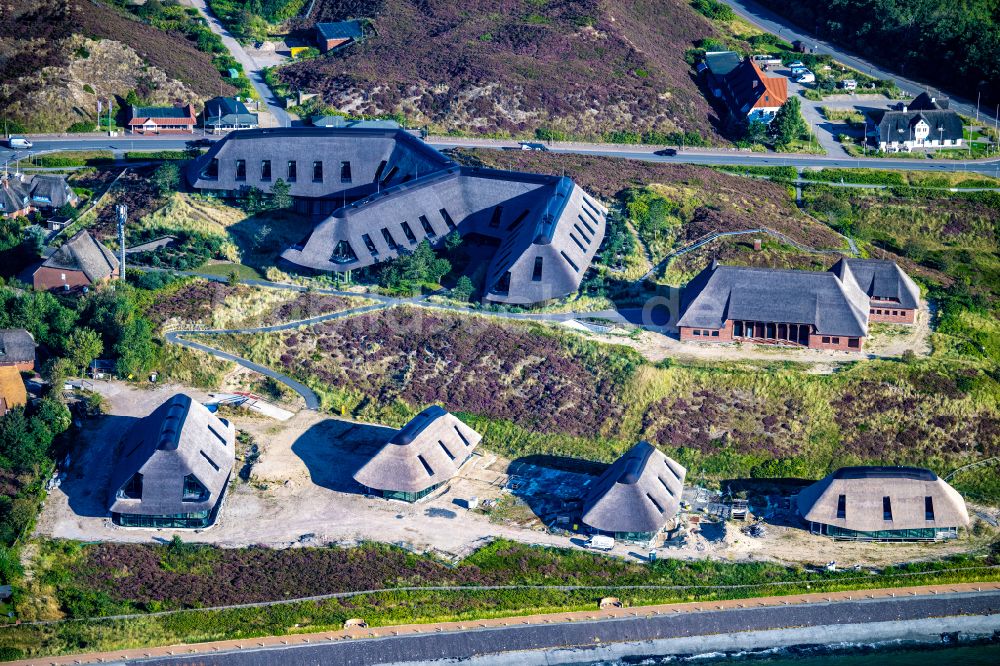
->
(976, 91), (981, 123)
(117, 204), (127, 281)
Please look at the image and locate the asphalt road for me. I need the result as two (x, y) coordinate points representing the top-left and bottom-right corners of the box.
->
(719, 0), (999, 125)
(4, 136), (1000, 176)
(134, 590), (1000, 665)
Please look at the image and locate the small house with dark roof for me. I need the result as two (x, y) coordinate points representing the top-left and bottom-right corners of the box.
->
(108, 393), (235, 528)
(203, 97), (259, 133)
(677, 258), (919, 351)
(127, 104), (197, 134)
(797, 466), (969, 541)
(0, 329), (35, 371)
(353, 406), (481, 502)
(315, 20), (364, 52)
(33, 230), (119, 293)
(0, 175), (32, 218)
(580, 441), (686, 543)
(26, 174), (78, 209)
(875, 93), (963, 152)
(701, 51), (788, 124)
(0, 366), (26, 417)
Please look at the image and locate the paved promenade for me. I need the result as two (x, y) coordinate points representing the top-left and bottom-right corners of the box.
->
(9, 581), (1000, 665)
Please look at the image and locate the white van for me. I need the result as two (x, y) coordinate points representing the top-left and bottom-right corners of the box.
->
(588, 535), (615, 551)
(7, 136), (32, 149)
(795, 72), (816, 84)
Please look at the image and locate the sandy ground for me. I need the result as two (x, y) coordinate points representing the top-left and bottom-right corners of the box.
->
(581, 302), (932, 367)
(34, 380), (992, 568)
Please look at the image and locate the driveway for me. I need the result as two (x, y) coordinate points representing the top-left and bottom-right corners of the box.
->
(181, 0), (291, 127)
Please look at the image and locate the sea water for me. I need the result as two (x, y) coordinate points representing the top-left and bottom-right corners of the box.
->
(583, 641), (1000, 665)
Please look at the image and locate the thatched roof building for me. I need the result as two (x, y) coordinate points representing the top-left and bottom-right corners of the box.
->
(0, 366), (26, 417)
(797, 466), (970, 541)
(353, 406), (481, 502)
(108, 393), (235, 528)
(581, 441), (686, 542)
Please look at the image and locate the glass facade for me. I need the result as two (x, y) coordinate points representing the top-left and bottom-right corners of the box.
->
(814, 523), (957, 541)
(113, 511), (212, 529)
(380, 482), (444, 503)
(613, 531), (656, 543)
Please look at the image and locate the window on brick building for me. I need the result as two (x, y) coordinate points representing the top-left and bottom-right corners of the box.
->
(822, 336), (830, 343)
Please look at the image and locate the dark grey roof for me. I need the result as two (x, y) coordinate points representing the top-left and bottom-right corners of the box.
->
(108, 393), (235, 519)
(204, 97), (258, 127)
(190, 128), (606, 305)
(832, 258), (920, 309)
(677, 262), (870, 337)
(132, 106), (192, 119)
(833, 466), (937, 481)
(581, 441), (686, 535)
(0, 329), (35, 366)
(41, 230), (118, 282)
(353, 406), (482, 494)
(908, 92), (948, 110)
(27, 174), (77, 208)
(316, 21), (363, 41)
(877, 109), (963, 142)
(704, 51), (741, 78)
(0, 176), (30, 216)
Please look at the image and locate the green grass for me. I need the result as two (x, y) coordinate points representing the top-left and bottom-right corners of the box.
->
(29, 151), (114, 167)
(195, 263), (264, 280)
(4, 538), (998, 660)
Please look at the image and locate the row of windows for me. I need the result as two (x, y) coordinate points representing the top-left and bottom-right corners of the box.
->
(691, 329), (720, 337)
(334, 209), (459, 264)
(116, 472), (209, 502)
(113, 511), (213, 529)
(820, 336), (861, 348)
(226, 160), (353, 183)
(871, 308), (904, 316)
(835, 494), (935, 521)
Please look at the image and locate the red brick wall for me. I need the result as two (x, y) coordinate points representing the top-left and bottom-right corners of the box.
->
(0, 361), (34, 372)
(679, 320), (733, 342)
(869, 306), (915, 324)
(808, 333), (864, 351)
(322, 38), (350, 52)
(32, 267), (116, 292)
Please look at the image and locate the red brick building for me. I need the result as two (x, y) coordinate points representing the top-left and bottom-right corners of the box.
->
(314, 21), (363, 52)
(127, 105), (197, 134)
(33, 230), (119, 293)
(677, 259), (919, 352)
(0, 329), (36, 372)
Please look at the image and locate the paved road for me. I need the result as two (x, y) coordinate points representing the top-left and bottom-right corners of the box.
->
(165, 332), (321, 409)
(182, 0), (290, 127)
(719, 0), (999, 125)
(129, 589), (1000, 665)
(5, 136), (1000, 176)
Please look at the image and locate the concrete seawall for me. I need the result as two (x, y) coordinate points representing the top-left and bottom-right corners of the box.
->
(433, 614), (1000, 666)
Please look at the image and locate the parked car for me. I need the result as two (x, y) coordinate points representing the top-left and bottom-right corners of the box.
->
(787, 61), (805, 69)
(655, 148), (677, 156)
(588, 535), (615, 551)
(790, 66), (809, 75)
(519, 142), (548, 151)
(795, 72), (816, 84)
(841, 79), (858, 91)
(6, 136), (32, 149)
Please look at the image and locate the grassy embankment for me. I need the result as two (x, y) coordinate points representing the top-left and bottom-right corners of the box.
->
(2, 537), (998, 659)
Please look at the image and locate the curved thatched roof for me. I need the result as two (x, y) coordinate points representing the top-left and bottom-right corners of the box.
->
(108, 393), (235, 517)
(581, 441), (686, 535)
(353, 406), (481, 494)
(797, 466), (970, 532)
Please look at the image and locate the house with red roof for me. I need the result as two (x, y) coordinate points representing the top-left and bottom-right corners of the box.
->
(700, 52), (788, 125)
(127, 105), (197, 134)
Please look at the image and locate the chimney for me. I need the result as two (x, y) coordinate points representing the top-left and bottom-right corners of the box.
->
(930, 96), (936, 104)
(902, 105), (908, 112)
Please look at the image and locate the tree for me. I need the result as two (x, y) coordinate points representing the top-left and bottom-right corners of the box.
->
(744, 120), (768, 145)
(451, 276), (474, 302)
(227, 269), (240, 287)
(114, 316), (157, 379)
(24, 226), (46, 258)
(124, 89), (140, 107)
(444, 231), (463, 252)
(64, 327), (103, 373)
(151, 162), (181, 195)
(772, 97), (806, 146)
(243, 186), (266, 214)
(270, 178), (292, 209)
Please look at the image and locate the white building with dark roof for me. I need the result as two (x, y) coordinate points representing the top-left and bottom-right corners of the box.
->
(580, 441), (686, 543)
(875, 93), (964, 152)
(108, 393), (235, 528)
(797, 466), (970, 541)
(354, 406), (481, 502)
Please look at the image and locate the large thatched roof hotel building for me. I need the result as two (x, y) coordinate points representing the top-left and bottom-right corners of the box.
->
(797, 466), (970, 541)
